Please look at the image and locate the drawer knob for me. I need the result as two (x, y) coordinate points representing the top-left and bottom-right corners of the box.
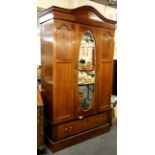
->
(64, 126), (72, 132)
(78, 115), (84, 119)
(64, 127), (68, 131)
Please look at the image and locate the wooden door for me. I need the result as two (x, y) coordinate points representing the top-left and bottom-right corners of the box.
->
(98, 28), (115, 112)
(74, 24), (100, 118)
(53, 20), (76, 124)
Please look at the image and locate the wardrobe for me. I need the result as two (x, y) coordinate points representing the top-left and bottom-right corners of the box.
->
(39, 6), (116, 152)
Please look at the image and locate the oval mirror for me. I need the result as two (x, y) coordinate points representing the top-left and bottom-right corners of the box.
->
(78, 31), (96, 111)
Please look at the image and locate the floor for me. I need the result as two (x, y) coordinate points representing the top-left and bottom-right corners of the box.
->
(42, 124), (117, 155)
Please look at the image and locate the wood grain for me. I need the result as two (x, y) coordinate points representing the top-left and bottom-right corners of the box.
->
(39, 6), (116, 152)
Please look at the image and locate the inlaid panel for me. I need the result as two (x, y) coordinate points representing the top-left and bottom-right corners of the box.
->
(101, 30), (114, 60)
(53, 62), (74, 123)
(99, 62), (113, 111)
(55, 20), (75, 61)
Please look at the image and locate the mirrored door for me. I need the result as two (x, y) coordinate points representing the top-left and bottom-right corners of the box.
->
(78, 31), (96, 111)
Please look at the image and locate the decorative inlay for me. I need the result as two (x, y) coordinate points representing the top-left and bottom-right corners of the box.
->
(56, 22), (75, 61)
(102, 31), (114, 59)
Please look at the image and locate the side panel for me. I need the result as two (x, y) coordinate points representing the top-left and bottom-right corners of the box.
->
(53, 20), (75, 123)
(99, 62), (113, 111)
(40, 20), (54, 122)
(99, 28), (115, 111)
(54, 62), (74, 122)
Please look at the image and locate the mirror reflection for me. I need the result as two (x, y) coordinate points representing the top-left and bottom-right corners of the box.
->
(78, 31), (96, 111)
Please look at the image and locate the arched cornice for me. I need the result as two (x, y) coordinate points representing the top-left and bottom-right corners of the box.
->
(39, 6), (116, 29)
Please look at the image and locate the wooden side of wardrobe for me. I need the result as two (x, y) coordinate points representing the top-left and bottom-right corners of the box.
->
(41, 19), (76, 124)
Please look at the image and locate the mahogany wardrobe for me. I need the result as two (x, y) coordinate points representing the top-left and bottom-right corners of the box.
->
(39, 6), (116, 152)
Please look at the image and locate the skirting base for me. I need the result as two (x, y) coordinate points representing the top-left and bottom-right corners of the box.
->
(45, 123), (111, 152)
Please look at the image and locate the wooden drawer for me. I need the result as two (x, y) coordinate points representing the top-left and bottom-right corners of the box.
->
(55, 111), (110, 140)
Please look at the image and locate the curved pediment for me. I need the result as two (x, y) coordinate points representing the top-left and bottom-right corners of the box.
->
(39, 6), (116, 29)
(71, 6), (116, 24)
